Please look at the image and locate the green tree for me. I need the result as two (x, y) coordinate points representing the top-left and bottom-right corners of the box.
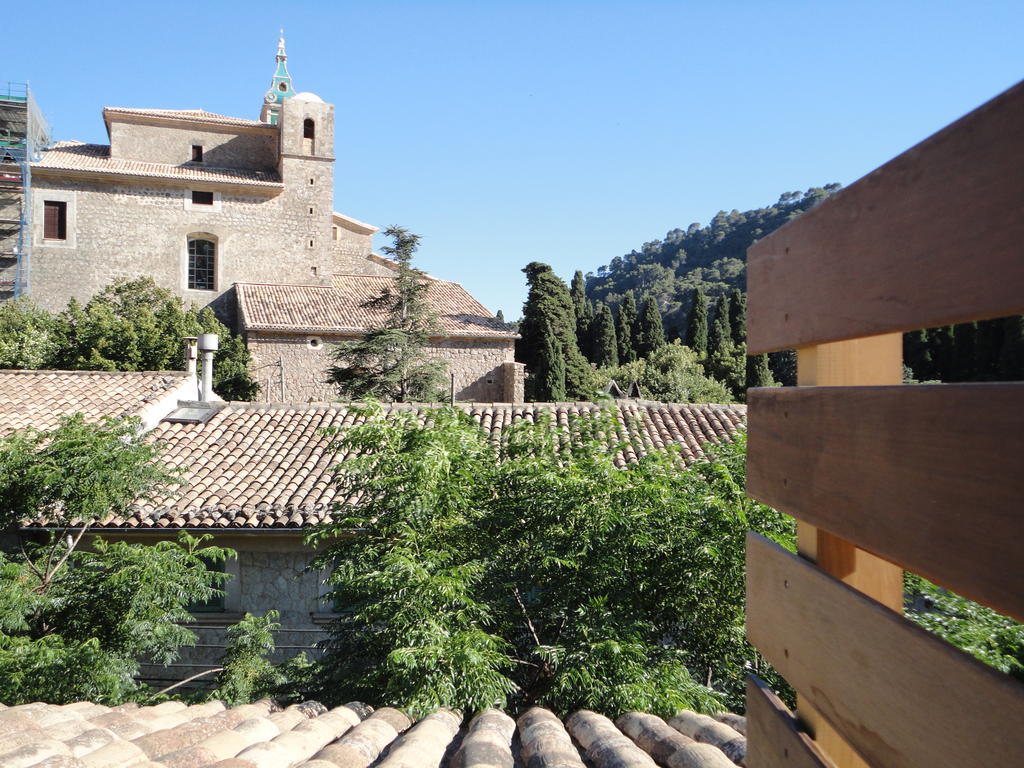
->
(635, 293), (665, 359)
(589, 303), (618, 369)
(745, 353), (775, 391)
(311, 403), (791, 716)
(999, 315), (1024, 380)
(589, 342), (732, 404)
(534, 321), (567, 401)
(684, 288), (709, 359)
(570, 270), (591, 356)
(0, 298), (56, 369)
(49, 278), (258, 401)
(727, 289), (746, 346)
(616, 291), (638, 364)
(708, 300), (731, 360)
(328, 227), (448, 402)
(0, 415), (233, 704)
(495, 309), (506, 324)
(517, 263), (589, 400)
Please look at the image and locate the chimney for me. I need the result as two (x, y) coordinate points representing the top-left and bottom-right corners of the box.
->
(197, 333), (219, 402)
(183, 337), (198, 376)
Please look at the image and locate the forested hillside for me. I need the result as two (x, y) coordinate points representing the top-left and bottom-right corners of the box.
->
(585, 185), (841, 331)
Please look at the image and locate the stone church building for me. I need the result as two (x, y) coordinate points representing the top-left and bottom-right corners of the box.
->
(25, 38), (522, 403)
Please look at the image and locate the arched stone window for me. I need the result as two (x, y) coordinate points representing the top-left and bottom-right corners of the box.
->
(187, 236), (216, 291)
(303, 118), (315, 155)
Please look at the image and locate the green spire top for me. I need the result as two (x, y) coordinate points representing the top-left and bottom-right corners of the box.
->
(261, 30), (296, 124)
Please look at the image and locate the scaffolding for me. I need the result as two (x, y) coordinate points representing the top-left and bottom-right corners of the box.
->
(0, 82), (51, 299)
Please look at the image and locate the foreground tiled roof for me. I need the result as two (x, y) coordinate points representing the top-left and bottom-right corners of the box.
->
(32, 141), (283, 187)
(103, 106), (271, 128)
(236, 276), (517, 338)
(0, 370), (195, 437)
(0, 699), (747, 768)
(58, 401), (745, 529)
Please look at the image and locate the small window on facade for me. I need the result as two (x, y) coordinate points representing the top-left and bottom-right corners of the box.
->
(191, 190), (214, 206)
(278, 82), (288, 92)
(191, 145), (203, 162)
(303, 119), (315, 140)
(43, 201), (67, 240)
(187, 556), (226, 613)
(309, 177), (315, 185)
(188, 238), (216, 291)
(308, 238), (315, 248)
(332, 226), (339, 241)
(308, 206), (314, 215)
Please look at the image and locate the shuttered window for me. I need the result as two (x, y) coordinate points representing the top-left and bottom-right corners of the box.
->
(43, 201), (67, 240)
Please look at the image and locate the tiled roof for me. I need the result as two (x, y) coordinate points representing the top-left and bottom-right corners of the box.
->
(103, 106), (271, 128)
(0, 370), (195, 437)
(236, 276), (518, 338)
(0, 699), (746, 768)
(32, 141), (283, 187)
(60, 401), (745, 530)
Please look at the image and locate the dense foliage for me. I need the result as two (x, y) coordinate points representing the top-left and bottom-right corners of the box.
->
(0, 279), (258, 401)
(0, 415), (234, 704)
(328, 227), (448, 402)
(903, 317), (1024, 383)
(310, 403), (793, 717)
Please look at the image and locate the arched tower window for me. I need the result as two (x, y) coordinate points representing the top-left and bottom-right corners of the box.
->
(303, 118), (315, 155)
(188, 237), (216, 291)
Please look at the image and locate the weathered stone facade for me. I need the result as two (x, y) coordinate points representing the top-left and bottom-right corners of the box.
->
(25, 39), (521, 403)
(248, 331), (519, 403)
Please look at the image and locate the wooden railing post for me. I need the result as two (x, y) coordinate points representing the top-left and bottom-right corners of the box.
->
(793, 334), (903, 767)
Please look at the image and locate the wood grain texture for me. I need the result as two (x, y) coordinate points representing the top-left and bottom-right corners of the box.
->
(745, 677), (835, 768)
(746, 533), (1024, 768)
(747, 383), (1024, 621)
(746, 79), (1024, 354)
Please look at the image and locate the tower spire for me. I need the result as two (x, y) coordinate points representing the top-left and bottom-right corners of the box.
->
(261, 31), (296, 124)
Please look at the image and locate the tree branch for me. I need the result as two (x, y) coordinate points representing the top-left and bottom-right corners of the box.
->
(512, 586), (543, 649)
(39, 520), (93, 590)
(155, 666), (224, 695)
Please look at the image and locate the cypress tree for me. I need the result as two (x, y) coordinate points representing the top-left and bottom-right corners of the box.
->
(708, 299), (731, 361)
(728, 289), (746, 346)
(516, 262), (590, 399)
(684, 288), (708, 358)
(495, 309), (505, 324)
(616, 291), (638, 363)
(746, 352), (774, 391)
(635, 293), (666, 359)
(534, 320), (566, 401)
(590, 303), (618, 368)
(570, 271), (591, 359)
(578, 299), (595, 361)
(952, 321), (977, 381)
(931, 325), (955, 381)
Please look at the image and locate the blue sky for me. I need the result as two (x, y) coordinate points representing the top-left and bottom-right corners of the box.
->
(9, 1), (1023, 317)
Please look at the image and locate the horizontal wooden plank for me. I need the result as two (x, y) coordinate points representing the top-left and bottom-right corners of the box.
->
(746, 533), (1024, 768)
(747, 383), (1024, 621)
(746, 79), (1024, 353)
(746, 676), (836, 768)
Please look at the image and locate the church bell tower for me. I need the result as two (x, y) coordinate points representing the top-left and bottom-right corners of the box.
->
(260, 33), (296, 125)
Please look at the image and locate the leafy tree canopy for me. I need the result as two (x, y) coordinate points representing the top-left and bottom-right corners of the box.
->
(587, 341), (733, 404)
(0, 279), (258, 401)
(309, 403), (791, 717)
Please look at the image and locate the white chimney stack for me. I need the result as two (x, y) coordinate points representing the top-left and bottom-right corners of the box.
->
(197, 333), (219, 402)
(183, 337), (198, 376)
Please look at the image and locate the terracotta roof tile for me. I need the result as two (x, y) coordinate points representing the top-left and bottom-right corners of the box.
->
(236, 277), (517, 338)
(0, 369), (195, 437)
(103, 106), (270, 128)
(45, 400), (745, 530)
(32, 141), (283, 187)
(0, 701), (745, 768)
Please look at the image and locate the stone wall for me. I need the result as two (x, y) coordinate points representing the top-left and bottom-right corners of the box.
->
(108, 119), (279, 171)
(247, 332), (517, 403)
(135, 534), (332, 688)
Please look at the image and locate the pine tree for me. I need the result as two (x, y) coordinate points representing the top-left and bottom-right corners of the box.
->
(635, 293), (666, 359)
(728, 289), (746, 346)
(684, 288), (708, 359)
(517, 262), (590, 399)
(746, 352), (774, 390)
(590, 303), (618, 368)
(328, 227), (447, 402)
(534, 320), (566, 401)
(616, 291), (638, 364)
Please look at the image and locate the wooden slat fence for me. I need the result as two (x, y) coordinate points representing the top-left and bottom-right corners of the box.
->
(744, 79), (1024, 767)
